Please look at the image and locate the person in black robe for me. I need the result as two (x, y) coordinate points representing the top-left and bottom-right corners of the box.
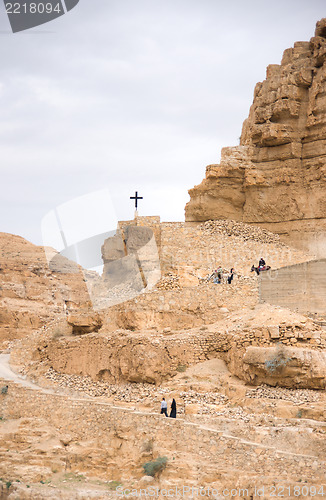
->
(170, 398), (177, 418)
(227, 268), (234, 284)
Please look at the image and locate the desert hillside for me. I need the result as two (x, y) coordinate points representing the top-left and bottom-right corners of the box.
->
(2, 16), (326, 500)
(0, 216), (326, 499)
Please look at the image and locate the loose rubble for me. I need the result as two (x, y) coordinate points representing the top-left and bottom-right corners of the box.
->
(201, 220), (284, 245)
(246, 384), (320, 404)
(45, 367), (158, 401)
(155, 273), (181, 290)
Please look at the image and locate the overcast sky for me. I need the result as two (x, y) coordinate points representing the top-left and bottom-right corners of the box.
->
(0, 0), (325, 246)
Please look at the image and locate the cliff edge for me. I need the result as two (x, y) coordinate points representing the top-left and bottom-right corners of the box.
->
(185, 19), (326, 256)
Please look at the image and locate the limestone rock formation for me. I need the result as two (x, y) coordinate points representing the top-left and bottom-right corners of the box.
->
(185, 19), (326, 255)
(0, 233), (93, 347)
(99, 224), (161, 300)
(242, 346), (326, 389)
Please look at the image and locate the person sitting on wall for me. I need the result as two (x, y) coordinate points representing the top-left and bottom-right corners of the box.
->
(259, 257), (266, 269)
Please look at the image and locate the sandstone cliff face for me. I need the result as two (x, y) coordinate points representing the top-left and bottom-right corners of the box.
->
(0, 233), (93, 346)
(185, 19), (326, 255)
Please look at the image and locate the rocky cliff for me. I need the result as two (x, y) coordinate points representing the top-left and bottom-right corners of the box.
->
(0, 233), (96, 347)
(185, 18), (326, 255)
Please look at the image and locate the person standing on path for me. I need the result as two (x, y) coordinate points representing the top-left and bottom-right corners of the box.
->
(170, 398), (177, 418)
(227, 268), (235, 284)
(160, 397), (168, 416)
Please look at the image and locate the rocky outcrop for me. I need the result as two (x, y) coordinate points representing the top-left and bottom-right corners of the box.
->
(242, 346), (326, 389)
(94, 224), (161, 310)
(185, 19), (326, 255)
(0, 233), (93, 347)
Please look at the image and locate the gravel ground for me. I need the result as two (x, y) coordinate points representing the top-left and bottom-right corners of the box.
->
(201, 220), (284, 245)
(246, 384), (321, 404)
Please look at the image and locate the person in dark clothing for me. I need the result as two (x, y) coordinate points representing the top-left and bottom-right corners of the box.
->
(259, 258), (266, 268)
(170, 398), (177, 418)
(227, 268), (234, 284)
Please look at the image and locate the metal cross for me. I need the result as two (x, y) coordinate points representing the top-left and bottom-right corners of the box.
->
(130, 191), (143, 210)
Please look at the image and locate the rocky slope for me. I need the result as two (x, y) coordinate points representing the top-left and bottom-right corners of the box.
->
(185, 18), (326, 256)
(0, 217), (325, 498)
(0, 233), (97, 348)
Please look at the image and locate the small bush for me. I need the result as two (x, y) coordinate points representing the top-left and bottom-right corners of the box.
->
(142, 456), (168, 477)
(176, 364), (187, 373)
(296, 410), (303, 418)
(108, 480), (122, 490)
(264, 345), (291, 374)
(6, 481), (12, 490)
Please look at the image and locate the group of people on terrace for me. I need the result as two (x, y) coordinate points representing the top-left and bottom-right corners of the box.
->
(209, 257), (270, 283)
(209, 266), (235, 284)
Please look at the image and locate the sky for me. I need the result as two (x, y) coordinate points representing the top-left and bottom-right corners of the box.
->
(0, 0), (325, 246)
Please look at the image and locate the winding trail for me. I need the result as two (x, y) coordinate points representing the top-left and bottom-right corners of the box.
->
(0, 354), (322, 463)
(0, 353), (48, 391)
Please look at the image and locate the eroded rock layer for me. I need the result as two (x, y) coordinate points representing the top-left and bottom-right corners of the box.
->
(185, 19), (326, 255)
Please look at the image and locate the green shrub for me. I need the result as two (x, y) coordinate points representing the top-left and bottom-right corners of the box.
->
(176, 364), (187, 373)
(6, 481), (12, 490)
(142, 456), (168, 477)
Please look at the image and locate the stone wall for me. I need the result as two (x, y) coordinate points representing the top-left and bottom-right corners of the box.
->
(103, 281), (258, 332)
(11, 315), (326, 387)
(259, 259), (326, 318)
(159, 222), (312, 277)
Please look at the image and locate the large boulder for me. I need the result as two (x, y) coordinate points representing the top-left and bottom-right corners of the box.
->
(241, 345), (326, 389)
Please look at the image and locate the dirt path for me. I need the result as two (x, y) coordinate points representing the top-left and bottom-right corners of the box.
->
(0, 353), (45, 391)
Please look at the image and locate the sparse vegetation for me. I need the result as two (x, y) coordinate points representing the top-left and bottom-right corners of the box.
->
(176, 364), (187, 373)
(108, 480), (122, 490)
(142, 456), (168, 477)
(6, 481), (12, 489)
(63, 472), (86, 482)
